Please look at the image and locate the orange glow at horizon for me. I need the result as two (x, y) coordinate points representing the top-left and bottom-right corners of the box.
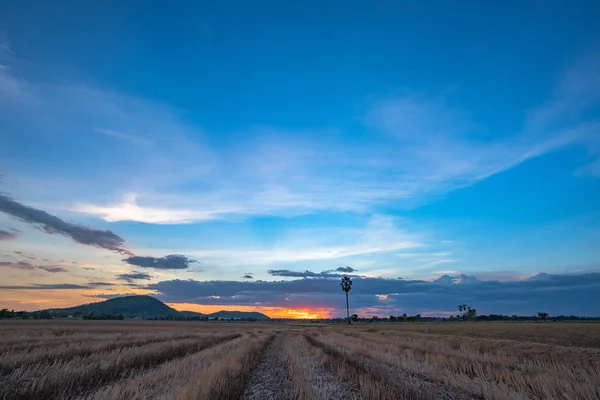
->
(0, 288), (156, 312)
(167, 302), (333, 319)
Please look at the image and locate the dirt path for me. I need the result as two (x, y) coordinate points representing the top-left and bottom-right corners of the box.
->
(242, 335), (295, 400)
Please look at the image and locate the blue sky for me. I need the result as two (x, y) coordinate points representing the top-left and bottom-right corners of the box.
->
(1, 1), (599, 317)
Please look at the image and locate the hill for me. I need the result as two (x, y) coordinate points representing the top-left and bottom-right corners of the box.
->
(208, 310), (270, 320)
(43, 295), (270, 320)
(49, 295), (190, 319)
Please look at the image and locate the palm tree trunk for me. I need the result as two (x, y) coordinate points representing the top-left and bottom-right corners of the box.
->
(346, 291), (351, 325)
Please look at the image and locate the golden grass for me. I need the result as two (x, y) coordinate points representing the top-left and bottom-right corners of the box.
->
(343, 321), (600, 348)
(283, 334), (361, 400)
(82, 335), (249, 400)
(0, 320), (599, 400)
(173, 333), (273, 400)
(0, 334), (240, 399)
(0, 332), (208, 372)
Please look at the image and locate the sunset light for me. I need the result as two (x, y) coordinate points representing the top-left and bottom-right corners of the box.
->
(168, 303), (332, 319)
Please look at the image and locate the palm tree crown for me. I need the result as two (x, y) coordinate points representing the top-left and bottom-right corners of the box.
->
(340, 276), (352, 292)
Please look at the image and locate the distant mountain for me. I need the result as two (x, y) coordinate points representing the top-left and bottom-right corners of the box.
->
(44, 295), (270, 320)
(433, 274), (478, 285)
(208, 310), (270, 320)
(48, 295), (191, 319)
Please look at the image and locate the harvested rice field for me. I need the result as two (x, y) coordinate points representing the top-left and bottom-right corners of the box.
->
(1, 320), (599, 399)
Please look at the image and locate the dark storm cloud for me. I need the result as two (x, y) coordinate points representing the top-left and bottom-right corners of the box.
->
(0, 229), (20, 240)
(123, 255), (198, 270)
(268, 269), (360, 278)
(141, 272), (600, 317)
(336, 266), (356, 273)
(0, 193), (132, 255)
(116, 271), (152, 283)
(242, 274), (254, 279)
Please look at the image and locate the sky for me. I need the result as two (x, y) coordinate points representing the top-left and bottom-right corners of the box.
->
(1, 1), (599, 318)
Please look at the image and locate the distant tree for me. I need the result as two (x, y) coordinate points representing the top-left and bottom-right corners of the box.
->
(538, 312), (549, 321)
(389, 315), (398, 322)
(466, 308), (477, 320)
(458, 304), (477, 321)
(340, 276), (353, 325)
(351, 313), (358, 322)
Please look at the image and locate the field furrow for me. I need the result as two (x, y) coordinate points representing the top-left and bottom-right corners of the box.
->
(173, 333), (273, 400)
(284, 334), (361, 400)
(305, 334), (470, 400)
(79, 335), (247, 400)
(0, 333), (240, 400)
(348, 331), (600, 399)
(0, 333), (207, 372)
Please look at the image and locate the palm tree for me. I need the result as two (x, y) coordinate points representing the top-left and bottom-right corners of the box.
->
(340, 276), (353, 325)
(458, 305), (464, 312)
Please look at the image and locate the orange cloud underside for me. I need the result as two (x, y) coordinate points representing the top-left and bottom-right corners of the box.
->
(168, 303), (333, 319)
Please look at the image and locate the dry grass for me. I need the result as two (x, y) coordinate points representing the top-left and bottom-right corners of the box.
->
(284, 335), (361, 400)
(349, 321), (600, 348)
(0, 334), (240, 400)
(0, 320), (599, 400)
(82, 335), (249, 400)
(173, 333), (273, 400)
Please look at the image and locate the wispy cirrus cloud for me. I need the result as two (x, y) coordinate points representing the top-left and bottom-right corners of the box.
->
(13, 250), (35, 259)
(37, 265), (68, 273)
(163, 215), (423, 270)
(0, 260), (67, 273)
(2, 45), (598, 225)
(0, 282), (115, 290)
(0, 261), (35, 270)
(92, 129), (151, 146)
(0, 228), (19, 240)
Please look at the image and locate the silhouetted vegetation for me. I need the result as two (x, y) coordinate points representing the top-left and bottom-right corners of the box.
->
(340, 276), (352, 325)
